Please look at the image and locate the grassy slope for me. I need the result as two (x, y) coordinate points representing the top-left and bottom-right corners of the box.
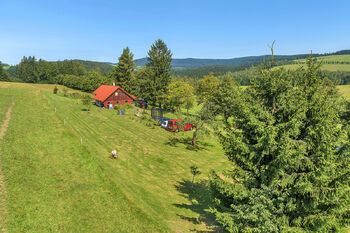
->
(0, 83), (13, 232)
(0, 83), (229, 232)
(338, 84), (350, 100)
(317, 54), (350, 62)
(279, 54), (350, 72)
(0, 83), (12, 122)
(281, 63), (350, 72)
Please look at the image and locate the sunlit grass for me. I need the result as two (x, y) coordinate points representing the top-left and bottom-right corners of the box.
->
(338, 85), (350, 100)
(0, 82), (229, 232)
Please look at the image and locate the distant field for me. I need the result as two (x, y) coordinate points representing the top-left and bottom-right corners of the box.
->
(294, 54), (350, 63)
(338, 85), (350, 100)
(2, 66), (9, 70)
(281, 63), (350, 72)
(279, 54), (350, 72)
(317, 54), (350, 63)
(0, 82), (229, 232)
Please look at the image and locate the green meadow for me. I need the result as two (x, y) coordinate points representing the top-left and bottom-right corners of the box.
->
(280, 54), (350, 72)
(0, 82), (349, 232)
(338, 84), (350, 100)
(281, 63), (350, 72)
(0, 82), (229, 232)
(298, 54), (350, 63)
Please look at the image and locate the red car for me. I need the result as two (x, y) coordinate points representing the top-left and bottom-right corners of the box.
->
(166, 119), (193, 132)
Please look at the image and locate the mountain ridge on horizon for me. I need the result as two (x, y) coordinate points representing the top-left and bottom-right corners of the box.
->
(98, 49), (350, 70)
(2, 49), (350, 71)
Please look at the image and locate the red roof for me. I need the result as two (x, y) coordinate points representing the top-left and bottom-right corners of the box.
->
(93, 85), (136, 102)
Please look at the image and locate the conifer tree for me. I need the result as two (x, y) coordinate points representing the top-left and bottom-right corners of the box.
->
(112, 47), (135, 92)
(146, 39), (172, 106)
(209, 56), (350, 232)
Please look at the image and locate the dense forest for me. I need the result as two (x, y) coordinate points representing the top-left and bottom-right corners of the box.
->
(74, 60), (114, 74)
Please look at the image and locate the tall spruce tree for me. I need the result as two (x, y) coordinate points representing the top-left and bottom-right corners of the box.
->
(146, 39), (172, 106)
(209, 56), (350, 232)
(112, 47), (135, 92)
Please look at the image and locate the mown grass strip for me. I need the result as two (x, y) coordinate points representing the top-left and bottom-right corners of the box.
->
(1, 86), (169, 232)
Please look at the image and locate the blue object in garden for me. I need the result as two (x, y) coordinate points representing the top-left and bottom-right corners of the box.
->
(118, 110), (125, 115)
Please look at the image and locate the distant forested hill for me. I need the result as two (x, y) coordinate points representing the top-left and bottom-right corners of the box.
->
(74, 60), (114, 74)
(171, 55), (313, 77)
(135, 54), (314, 70)
(170, 50), (350, 77)
(3, 50), (350, 80)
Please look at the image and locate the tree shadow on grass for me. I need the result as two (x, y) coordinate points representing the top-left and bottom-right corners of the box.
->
(174, 179), (226, 232)
(165, 136), (214, 151)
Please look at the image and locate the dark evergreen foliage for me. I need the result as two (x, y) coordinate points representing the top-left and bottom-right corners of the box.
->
(145, 39), (173, 106)
(209, 56), (350, 232)
(111, 47), (135, 92)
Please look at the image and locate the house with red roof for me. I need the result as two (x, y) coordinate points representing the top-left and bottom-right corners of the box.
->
(93, 85), (137, 108)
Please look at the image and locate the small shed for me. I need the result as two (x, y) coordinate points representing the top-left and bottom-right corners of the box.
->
(93, 85), (137, 108)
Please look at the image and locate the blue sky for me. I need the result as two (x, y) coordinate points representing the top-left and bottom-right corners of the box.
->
(1, 0), (349, 64)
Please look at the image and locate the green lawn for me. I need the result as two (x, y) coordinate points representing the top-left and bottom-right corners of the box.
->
(0, 84), (12, 122)
(295, 54), (350, 63)
(278, 54), (350, 72)
(338, 84), (350, 100)
(281, 63), (350, 72)
(0, 82), (229, 232)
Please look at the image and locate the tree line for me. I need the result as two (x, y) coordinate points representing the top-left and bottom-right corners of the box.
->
(0, 40), (194, 111)
(0, 62), (9, 81)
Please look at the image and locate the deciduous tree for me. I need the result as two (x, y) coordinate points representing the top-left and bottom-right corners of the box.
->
(166, 81), (195, 113)
(81, 94), (92, 112)
(17, 56), (39, 83)
(196, 72), (219, 103)
(0, 62), (9, 81)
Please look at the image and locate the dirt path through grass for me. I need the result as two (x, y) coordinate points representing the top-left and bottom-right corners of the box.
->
(0, 100), (15, 233)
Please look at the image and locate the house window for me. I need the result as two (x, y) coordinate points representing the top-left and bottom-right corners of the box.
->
(119, 92), (122, 96)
